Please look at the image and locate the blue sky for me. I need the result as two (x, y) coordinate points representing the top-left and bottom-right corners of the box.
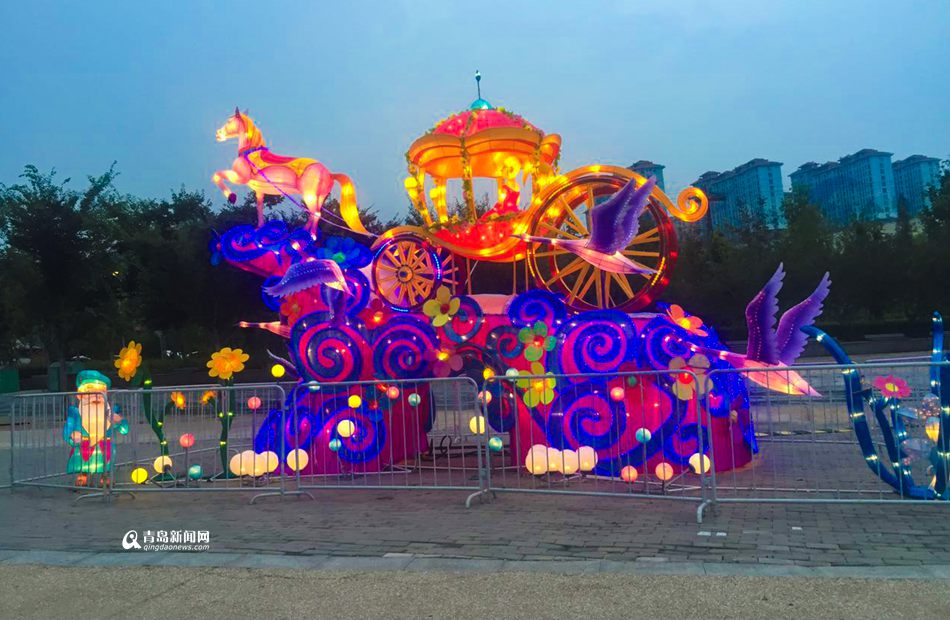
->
(1, 1), (947, 219)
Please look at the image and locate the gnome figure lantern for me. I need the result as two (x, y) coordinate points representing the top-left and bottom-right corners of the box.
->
(62, 370), (129, 486)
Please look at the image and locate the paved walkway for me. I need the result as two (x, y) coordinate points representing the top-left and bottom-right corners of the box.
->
(2, 487), (948, 568)
(1, 563), (948, 620)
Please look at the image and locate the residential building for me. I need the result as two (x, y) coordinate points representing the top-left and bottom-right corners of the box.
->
(893, 155), (942, 215)
(789, 149), (896, 226)
(628, 160), (666, 191)
(691, 158), (785, 231)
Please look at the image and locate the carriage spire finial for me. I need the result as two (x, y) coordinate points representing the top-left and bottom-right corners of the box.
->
(470, 71), (492, 110)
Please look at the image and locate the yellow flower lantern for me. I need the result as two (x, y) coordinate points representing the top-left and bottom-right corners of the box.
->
(114, 340), (143, 382)
(207, 347), (249, 381)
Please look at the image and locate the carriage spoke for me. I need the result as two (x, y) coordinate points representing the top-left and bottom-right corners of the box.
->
(567, 264), (591, 301)
(545, 257), (585, 285)
(621, 249), (661, 258)
(629, 226), (660, 245)
(538, 221), (582, 240)
(562, 208), (589, 238)
(612, 272), (636, 299)
(594, 270), (603, 308)
(577, 269), (598, 300)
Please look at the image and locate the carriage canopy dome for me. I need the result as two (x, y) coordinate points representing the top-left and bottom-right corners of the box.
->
(406, 98), (561, 180)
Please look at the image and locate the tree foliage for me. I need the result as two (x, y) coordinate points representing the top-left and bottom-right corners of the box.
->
(0, 160), (947, 377)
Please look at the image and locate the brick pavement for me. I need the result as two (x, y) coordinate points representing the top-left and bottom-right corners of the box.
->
(1, 486), (948, 568)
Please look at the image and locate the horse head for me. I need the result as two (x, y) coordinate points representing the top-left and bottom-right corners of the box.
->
(215, 107), (247, 142)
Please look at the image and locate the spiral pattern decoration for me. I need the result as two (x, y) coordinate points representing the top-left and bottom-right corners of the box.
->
(443, 295), (484, 344)
(506, 290), (567, 329)
(671, 187), (709, 223)
(641, 316), (694, 371)
(556, 310), (638, 376)
(321, 395), (386, 464)
(483, 379), (518, 433)
(547, 381), (627, 452)
(484, 326), (525, 364)
(219, 222), (319, 265)
(372, 316), (439, 380)
(290, 312), (369, 383)
(662, 422), (709, 465)
(220, 224), (268, 262)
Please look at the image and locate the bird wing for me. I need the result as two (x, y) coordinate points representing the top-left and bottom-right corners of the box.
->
(744, 263), (784, 364)
(587, 177), (655, 254)
(774, 272), (831, 366)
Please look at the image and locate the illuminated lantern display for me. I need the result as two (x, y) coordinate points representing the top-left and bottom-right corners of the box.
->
(262, 451), (280, 473)
(577, 446), (598, 472)
(469, 415), (487, 435)
(153, 455), (173, 474)
(560, 449), (580, 475)
(926, 417), (940, 443)
(525, 444), (549, 475)
(229, 450), (257, 476)
(336, 420), (356, 438)
(620, 465), (639, 483)
(63, 371), (128, 486)
(251, 453), (269, 477)
(247, 396), (262, 411)
(689, 453), (711, 474)
(179, 433), (196, 449)
(285, 448), (309, 472)
(212, 81), (858, 491)
(271, 363), (286, 379)
(170, 391), (186, 410)
(130, 467), (148, 484)
(655, 462), (674, 482)
(188, 464), (203, 480)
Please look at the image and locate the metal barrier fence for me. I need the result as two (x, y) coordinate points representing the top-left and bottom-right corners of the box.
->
(289, 377), (489, 506)
(10, 389), (108, 493)
(703, 362), (950, 508)
(8, 360), (950, 518)
(11, 383), (288, 502)
(481, 370), (712, 520)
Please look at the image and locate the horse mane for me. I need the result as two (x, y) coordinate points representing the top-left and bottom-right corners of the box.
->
(239, 113), (266, 148)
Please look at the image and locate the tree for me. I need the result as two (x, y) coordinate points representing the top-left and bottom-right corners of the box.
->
(0, 165), (123, 389)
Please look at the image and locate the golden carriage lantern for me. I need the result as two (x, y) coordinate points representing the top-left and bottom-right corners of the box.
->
(370, 92), (709, 313)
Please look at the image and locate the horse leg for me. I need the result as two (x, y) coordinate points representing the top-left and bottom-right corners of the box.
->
(212, 169), (242, 204)
(300, 166), (333, 236)
(256, 192), (265, 228)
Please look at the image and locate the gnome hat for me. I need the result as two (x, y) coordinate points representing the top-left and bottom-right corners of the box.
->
(76, 370), (111, 393)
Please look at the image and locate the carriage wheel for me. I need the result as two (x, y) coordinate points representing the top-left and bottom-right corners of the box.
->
(526, 170), (677, 312)
(371, 233), (456, 311)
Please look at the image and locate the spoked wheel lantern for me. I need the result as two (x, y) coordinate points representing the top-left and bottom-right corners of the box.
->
(527, 170), (677, 313)
(371, 233), (458, 311)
